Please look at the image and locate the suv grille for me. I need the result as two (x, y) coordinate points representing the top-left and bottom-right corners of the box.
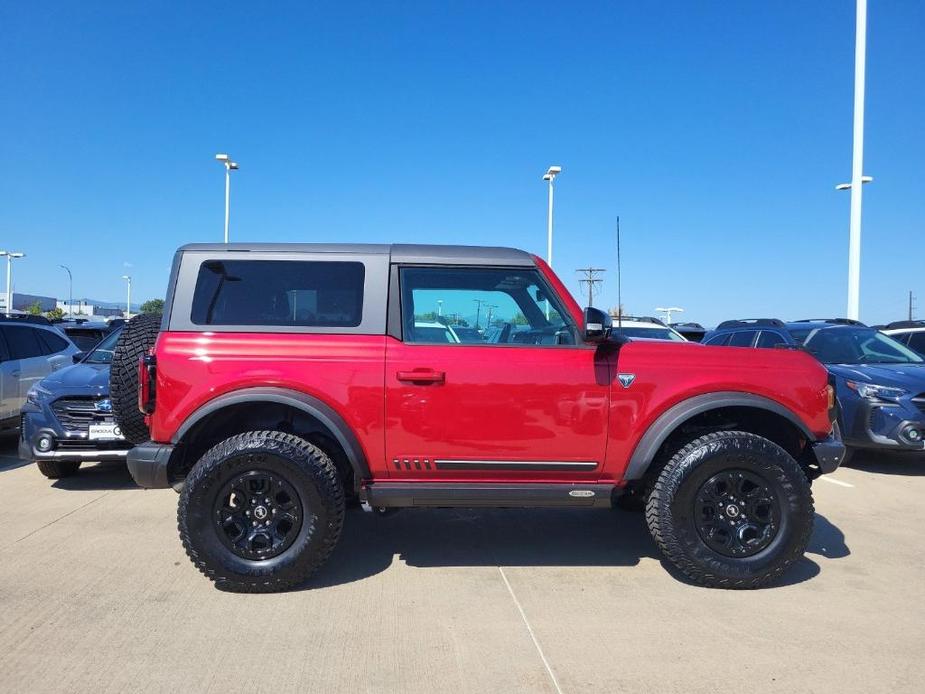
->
(51, 397), (115, 435)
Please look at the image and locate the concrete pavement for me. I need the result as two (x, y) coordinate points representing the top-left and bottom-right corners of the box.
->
(1, 436), (924, 693)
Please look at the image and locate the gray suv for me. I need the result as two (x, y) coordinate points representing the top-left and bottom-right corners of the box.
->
(0, 318), (79, 430)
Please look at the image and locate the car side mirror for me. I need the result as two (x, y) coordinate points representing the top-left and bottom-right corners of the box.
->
(583, 307), (612, 343)
(72, 351), (87, 363)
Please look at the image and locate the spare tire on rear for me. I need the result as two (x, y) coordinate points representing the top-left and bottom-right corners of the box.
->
(110, 313), (162, 444)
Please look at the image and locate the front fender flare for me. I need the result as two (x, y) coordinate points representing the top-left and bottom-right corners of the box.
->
(623, 391), (815, 480)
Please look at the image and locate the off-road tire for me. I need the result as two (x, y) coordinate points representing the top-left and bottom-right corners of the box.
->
(646, 430), (814, 589)
(110, 313), (161, 444)
(36, 460), (81, 479)
(178, 430), (345, 593)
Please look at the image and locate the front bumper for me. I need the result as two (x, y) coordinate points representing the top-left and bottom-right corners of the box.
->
(809, 430), (847, 474)
(843, 398), (925, 453)
(20, 408), (132, 465)
(126, 441), (174, 488)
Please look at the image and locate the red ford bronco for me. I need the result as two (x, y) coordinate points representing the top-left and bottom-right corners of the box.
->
(111, 243), (844, 592)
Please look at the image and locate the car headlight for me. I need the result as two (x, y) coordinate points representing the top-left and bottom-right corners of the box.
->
(25, 385), (52, 406)
(845, 380), (907, 401)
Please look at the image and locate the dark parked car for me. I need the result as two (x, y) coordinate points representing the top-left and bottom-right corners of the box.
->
(670, 322), (707, 342)
(880, 320), (925, 358)
(19, 327), (131, 479)
(55, 320), (118, 351)
(703, 319), (925, 461)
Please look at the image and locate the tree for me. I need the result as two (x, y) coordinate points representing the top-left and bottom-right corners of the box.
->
(26, 301), (43, 315)
(140, 299), (164, 314)
(512, 312), (529, 326)
(45, 307), (65, 320)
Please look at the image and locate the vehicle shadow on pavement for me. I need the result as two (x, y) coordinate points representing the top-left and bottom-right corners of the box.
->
(845, 450), (925, 476)
(308, 507), (658, 590)
(0, 436), (29, 473)
(51, 462), (140, 491)
(306, 506), (845, 591)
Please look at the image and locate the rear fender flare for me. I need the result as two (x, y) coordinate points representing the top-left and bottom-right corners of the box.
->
(172, 387), (371, 481)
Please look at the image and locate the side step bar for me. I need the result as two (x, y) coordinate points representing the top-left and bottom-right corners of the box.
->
(361, 482), (616, 510)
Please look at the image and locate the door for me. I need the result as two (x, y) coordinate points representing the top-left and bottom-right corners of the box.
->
(0, 330), (14, 421)
(1, 325), (49, 411)
(385, 265), (610, 480)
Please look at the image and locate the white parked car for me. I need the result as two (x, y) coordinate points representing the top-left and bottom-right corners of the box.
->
(0, 317), (79, 429)
(881, 320), (925, 357)
(609, 316), (688, 342)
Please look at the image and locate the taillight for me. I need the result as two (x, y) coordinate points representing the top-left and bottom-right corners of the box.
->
(138, 354), (157, 414)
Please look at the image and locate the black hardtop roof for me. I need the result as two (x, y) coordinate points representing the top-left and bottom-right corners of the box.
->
(177, 243), (535, 266)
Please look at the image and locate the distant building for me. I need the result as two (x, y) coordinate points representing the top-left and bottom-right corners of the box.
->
(0, 292), (57, 313)
(56, 299), (126, 318)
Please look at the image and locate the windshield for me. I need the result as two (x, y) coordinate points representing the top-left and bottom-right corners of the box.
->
(614, 326), (685, 342)
(801, 327), (924, 365)
(83, 328), (122, 364)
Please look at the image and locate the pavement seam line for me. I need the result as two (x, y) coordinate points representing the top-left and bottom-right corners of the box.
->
(820, 476), (855, 488)
(497, 566), (564, 694)
(6, 492), (111, 548)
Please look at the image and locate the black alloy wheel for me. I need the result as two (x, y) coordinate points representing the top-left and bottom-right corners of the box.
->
(213, 470), (303, 560)
(693, 469), (780, 557)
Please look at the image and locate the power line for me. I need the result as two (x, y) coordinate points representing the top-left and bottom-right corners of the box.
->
(576, 267), (606, 308)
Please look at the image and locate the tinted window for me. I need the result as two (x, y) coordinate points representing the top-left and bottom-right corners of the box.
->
(191, 260), (365, 327)
(756, 331), (787, 348)
(84, 328), (122, 364)
(728, 331), (756, 347)
(616, 327), (685, 341)
(705, 333), (731, 346)
(37, 329), (70, 354)
(400, 267), (576, 346)
(904, 333), (925, 356)
(803, 328), (923, 365)
(2, 326), (45, 360)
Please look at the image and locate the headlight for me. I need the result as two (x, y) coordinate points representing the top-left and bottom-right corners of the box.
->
(845, 380), (907, 401)
(25, 385), (52, 406)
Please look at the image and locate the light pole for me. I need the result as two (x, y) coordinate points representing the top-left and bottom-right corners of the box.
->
(837, 0), (871, 321)
(59, 265), (73, 317)
(542, 166), (562, 268)
(215, 153), (240, 244)
(437, 299), (443, 318)
(0, 251), (25, 315)
(121, 275), (132, 318)
(656, 307), (684, 324)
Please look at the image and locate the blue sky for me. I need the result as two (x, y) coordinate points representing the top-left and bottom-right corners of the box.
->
(1, 1), (922, 325)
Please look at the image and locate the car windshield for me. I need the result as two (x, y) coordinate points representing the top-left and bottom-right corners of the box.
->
(800, 327), (924, 365)
(83, 328), (122, 364)
(614, 326), (685, 342)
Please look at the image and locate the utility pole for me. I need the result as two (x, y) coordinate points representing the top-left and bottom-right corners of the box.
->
(910, 291), (917, 321)
(473, 298), (485, 329)
(485, 304), (498, 327)
(576, 267), (606, 308)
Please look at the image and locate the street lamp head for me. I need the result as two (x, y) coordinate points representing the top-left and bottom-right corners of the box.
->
(835, 175), (873, 191)
(215, 153), (229, 162)
(229, 162), (239, 170)
(543, 165), (562, 181)
(121, 275), (131, 281)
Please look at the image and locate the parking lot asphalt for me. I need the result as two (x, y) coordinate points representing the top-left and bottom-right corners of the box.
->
(1, 436), (924, 694)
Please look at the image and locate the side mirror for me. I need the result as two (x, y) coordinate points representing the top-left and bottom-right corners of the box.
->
(72, 351), (87, 363)
(583, 307), (612, 343)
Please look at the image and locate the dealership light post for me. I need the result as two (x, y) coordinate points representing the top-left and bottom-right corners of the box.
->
(121, 275), (132, 318)
(656, 306), (684, 324)
(59, 265), (73, 317)
(837, 0), (871, 321)
(0, 251), (25, 315)
(543, 166), (562, 268)
(215, 153), (239, 244)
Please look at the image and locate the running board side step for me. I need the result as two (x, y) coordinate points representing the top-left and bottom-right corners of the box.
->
(361, 483), (616, 510)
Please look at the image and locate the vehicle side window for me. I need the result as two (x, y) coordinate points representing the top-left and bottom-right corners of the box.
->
(705, 333), (731, 346)
(728, 331), (756, 347)
(399, 266), (577, 346)
(190, 260), (365, 327)
(2, 325), (45, 360)
(37, 329), (70, 355)
(756, 331), (787, 348)
(908, 333), (925, 355)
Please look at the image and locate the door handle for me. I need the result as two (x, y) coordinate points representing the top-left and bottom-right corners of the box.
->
(11, 371), (20, 378)
(396, 369), (446, 384)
